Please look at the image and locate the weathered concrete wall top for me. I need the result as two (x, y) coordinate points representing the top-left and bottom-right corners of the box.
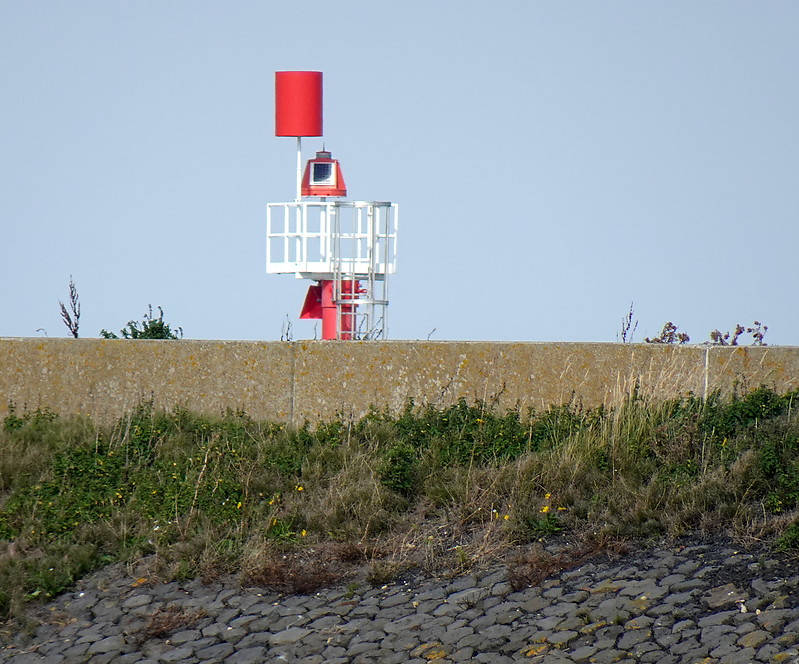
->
(292, 341), (707, 419)
(1, 338), (798, 425)
(0, 338), (293, 423)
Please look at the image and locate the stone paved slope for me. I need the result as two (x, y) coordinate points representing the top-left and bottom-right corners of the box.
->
(2, 537), (799, 663)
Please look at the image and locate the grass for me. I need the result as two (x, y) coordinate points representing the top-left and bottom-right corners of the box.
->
(1, 386), (799, 623)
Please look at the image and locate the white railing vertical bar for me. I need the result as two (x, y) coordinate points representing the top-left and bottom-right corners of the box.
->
(291, 205), (299, 266)
(370, 205), (379, 337)
(380, 205), (388, 338)
(302, 203), (310, 271)
(267, 205), (273, 265)
(284, 204), (290, 264)
(334, 205), (343, 339)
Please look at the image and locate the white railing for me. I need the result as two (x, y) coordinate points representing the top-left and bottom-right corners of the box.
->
(266, 200), (397, 279)
(266, 200), (398, 339)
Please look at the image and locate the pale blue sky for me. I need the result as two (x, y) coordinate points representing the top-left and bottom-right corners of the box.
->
(2, 1), (797, 344)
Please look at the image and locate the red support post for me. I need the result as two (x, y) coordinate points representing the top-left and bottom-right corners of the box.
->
(319, 280), (358, 340)
(320, 280), (337, 340)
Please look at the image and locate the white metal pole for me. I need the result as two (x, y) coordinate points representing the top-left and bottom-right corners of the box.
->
(295, 137), (302, 202)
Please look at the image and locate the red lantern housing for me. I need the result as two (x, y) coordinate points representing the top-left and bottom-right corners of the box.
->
(301, 150), (347, 197)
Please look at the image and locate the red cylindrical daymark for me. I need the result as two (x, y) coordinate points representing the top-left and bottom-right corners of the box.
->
(275, 71), (323, 137)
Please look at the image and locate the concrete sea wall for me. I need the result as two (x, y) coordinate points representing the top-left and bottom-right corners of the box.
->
(1, 338), (798, 425)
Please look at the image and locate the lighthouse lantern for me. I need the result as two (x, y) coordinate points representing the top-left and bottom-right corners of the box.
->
(301, 150), (347, 197)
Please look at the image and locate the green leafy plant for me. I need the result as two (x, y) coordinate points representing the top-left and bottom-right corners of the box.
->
(699, 386), (794, 439)
(390, 398), (532, 466)
(101, 305), (183, 339)
(266, 517), (299, 542)
(777, 522), (799, 551)
(378, 441), (418, 496)
(521, 512), (563, 536)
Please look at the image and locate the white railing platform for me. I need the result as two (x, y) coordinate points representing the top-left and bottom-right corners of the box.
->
(266, 200), (397, 279)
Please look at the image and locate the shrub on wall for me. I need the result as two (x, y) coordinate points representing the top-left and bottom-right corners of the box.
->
(100, 305), (183, 340)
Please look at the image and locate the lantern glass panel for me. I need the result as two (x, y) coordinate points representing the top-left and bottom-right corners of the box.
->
(312, 162), (335, 186)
